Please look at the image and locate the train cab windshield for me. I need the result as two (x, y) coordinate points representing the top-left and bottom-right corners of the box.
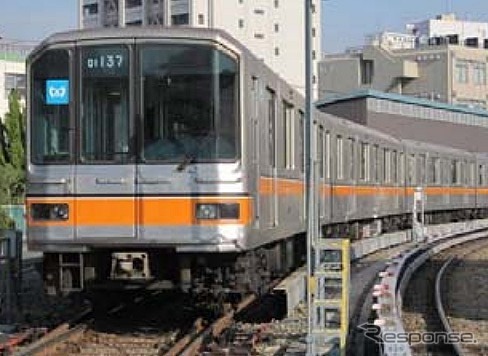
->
(141, 44), (238, 162)
(30, 42), (239, 164)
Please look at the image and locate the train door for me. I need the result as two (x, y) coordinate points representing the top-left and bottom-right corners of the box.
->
(252, 77), (260, 228)
(75, 44), (136, 240)
(267, 88), (278, 227)
(318, 126), (326, 222)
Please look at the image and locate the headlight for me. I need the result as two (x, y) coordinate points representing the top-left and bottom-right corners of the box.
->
(31, 203), (69, 221)
(196, 204), (219, 220)
(195, 203), (240, 220)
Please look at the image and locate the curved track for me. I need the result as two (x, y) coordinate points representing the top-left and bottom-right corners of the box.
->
(441, 243), (488, 355)
(402, 238), (488, 356)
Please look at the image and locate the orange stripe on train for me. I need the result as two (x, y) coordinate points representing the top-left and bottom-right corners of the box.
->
(26, 197), (252, 227)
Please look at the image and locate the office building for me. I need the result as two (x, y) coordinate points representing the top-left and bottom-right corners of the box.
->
(319, 14), (488, 110)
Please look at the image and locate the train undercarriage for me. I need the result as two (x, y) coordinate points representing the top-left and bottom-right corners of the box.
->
(42, 208), (488, 296)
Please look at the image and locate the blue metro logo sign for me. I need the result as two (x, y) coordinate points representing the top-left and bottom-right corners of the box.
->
(46, 79), (69, 105)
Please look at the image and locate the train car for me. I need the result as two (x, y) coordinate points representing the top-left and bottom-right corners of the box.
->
(26, 27), (488, 295)
(26, 27), (308, 295)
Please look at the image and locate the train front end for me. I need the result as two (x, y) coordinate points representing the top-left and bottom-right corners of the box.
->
(26, 28), (251, 294)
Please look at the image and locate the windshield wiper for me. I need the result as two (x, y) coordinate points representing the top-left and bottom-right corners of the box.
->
(176, 154), (196, 172)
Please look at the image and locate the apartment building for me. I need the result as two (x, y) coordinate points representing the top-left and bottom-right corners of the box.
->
(319, 14), (488, 110)
(0, 40), (34, 119)
(79, 0), (321, 98)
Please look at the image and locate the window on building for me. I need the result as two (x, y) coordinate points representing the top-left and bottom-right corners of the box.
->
(126, 0), (142, 8)
(239, 19), (244, 28)
(455, 59), (469, 83)
(254, 9), (265, 15)
(473, 62), (486, 85)
(83, 3), (98, 15)
(198, 14), (204, 25)
(274, 0), (279, 8)
(274, 47), (279, 56)
(274, 23), (279, 32)
(254, 33), (265, 39)
(4, 73), (26, 99)
(360, 59), (374, 85)
(312, 28), (316, 37)
(126, 20), (142, 26)
(172, 13), (189, 25)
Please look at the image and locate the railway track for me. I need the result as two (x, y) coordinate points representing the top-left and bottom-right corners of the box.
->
(441, 243), (488, 355)
(15, 276), (289, 356)
(401, 237), (488, 356)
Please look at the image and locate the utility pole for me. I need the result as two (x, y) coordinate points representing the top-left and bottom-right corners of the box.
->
(305, 0), (316, 355)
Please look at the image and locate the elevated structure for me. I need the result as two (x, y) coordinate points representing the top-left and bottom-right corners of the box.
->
(317, 89), (488, 153)
(79, 0), (321, 98)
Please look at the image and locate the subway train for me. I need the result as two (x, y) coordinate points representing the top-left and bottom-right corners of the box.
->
(26, 27), (488, 295)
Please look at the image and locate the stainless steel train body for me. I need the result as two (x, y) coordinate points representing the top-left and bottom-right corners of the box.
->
(26, 27), (488, 293)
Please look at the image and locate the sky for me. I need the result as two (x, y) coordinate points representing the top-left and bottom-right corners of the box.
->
(1, 0), (488, 53)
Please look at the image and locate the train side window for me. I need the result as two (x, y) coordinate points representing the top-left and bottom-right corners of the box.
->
(418, 154), (426, 185)
(428, 157), (435, 184)
(470, 162), (475, 185)
(298, 110), (304, 173)
(452, 160), (461, 184)
(359, 142), (370, 181)
(451, 160), (456, 184)
(399, 152), (405, 184)
(318, 127), (324, 178)
(283, 100), (294, 169)
(407, 154), (416, 185)
(434, 157), (441, 184)
(336, 135), (343, 180)
(325, 131), (331, 179)
(348, 138), (355, 180)
(373, 144), (380, 182)
(391, 150), (397, 183)
(266, 88), (276, 168)
(383, 148), (389, 183)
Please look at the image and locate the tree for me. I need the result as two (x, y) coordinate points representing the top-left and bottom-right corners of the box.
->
(0, 90), (26, 205)
(0, 207), (15, 229)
